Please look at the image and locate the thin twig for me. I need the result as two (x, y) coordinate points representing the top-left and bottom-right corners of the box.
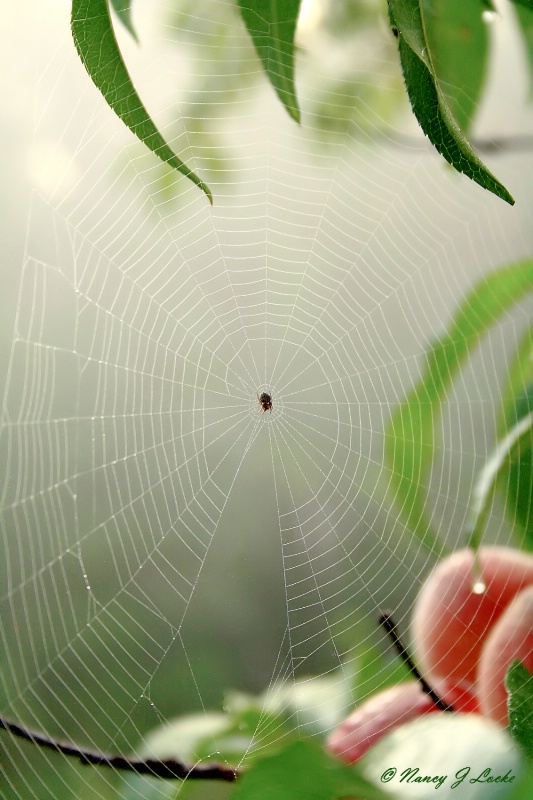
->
(379, 611), (454, 712)
(379, 130), (533, 154)
(0, 716), (239, 782)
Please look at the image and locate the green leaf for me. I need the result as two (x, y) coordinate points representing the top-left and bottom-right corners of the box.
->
(468, 410), (533, 552)
(121, 714), (238, 800)
(385, 260), (533, 555)
(231, 739), (390, 800)
(423, 0), (488, 134)
(508, 760), (533, 800)
(139, 713), (231, 763)
(139, 706), (294, 768)
(110, 0), (138, 41)
(361, 713), (524, 799)
(71, 0), (212, 203)
(496, 324), (533, 550)
(506, 661), (533, 759)
(501, 385), (533, 551)
(388, 0), (514, 204)
(510, 0), (533, 12)
(207, 702), (297, 764)
(498, 328), (533, 440)
(237, 0), (301, 122)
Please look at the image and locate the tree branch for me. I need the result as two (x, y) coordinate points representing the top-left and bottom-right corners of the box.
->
(379, 611), (454, 712)
(0, 715), (239, 782)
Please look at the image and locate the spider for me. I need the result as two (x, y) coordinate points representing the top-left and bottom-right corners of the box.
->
(257, 391), (273, 413)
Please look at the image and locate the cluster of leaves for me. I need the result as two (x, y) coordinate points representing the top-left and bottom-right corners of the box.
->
(72, 0), (533, 205)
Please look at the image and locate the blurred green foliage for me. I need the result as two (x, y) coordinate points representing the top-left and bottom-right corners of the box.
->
(506, 660), (533, 759)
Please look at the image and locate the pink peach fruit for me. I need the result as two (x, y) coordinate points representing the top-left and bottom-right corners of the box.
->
(411, 547), (533, 686)
(327, 679), (478, 764)
(477, 585), (533, 725)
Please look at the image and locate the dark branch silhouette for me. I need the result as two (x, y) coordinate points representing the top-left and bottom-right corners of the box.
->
(0, 715), (239, 782)
(379, 611), (454, 712)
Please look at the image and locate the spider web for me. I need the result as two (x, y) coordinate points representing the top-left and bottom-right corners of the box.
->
(2, 1), (533, 798)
